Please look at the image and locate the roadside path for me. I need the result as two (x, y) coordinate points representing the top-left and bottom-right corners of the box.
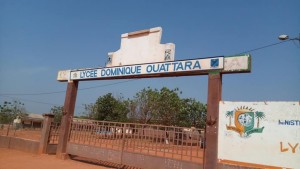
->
(0, 148), (113, 169)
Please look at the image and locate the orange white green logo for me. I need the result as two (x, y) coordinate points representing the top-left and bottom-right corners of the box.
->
(226, 106), (265, 137)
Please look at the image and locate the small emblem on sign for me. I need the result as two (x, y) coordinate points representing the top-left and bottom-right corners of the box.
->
(164, 49), (171, 61)
(226, 106), (265, 137)
(210, 59), (219, 68)
(73, 73), (77, 78)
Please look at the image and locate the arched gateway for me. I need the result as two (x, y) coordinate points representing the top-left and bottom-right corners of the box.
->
(56, 27), (251, 169)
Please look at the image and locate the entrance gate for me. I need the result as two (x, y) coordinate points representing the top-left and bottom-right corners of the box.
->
(56, 27), (251, 169)
(66, 119), (204, 169)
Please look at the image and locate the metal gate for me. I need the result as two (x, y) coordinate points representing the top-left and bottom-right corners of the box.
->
(65, 119), (204, 169)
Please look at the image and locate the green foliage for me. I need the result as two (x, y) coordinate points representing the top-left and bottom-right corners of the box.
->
(255, 111), (265, 128)
(94, 93), (128, 122)
(255, 111), (265, 119)
(178, 98), (207, 128)
(226, 111), (234, 126)
(127, 87), (207, 127)
(0, 100), (27, 124)
(226, 111), (234, 117)
(154, 87), (182, 126)
(50, 106), (64, 123)
(82, 87), (207, 128)
(127, 87), (160, 123)
(82, 103), (98, 119)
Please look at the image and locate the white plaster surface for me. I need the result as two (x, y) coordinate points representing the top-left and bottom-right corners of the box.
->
(106, 27), (175, 67)
(224, 55), (250, 71)
(57, 70), (70, 81)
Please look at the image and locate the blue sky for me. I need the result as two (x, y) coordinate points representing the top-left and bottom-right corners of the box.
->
(0, 0), (299, 115)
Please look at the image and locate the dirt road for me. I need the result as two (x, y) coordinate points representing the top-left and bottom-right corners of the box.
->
(0, 148), (113, 169)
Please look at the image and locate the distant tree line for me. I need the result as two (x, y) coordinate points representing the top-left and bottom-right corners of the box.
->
(86, 87), (206, 128)
(0, 87), (207, 129)
(0, 100), (28, 124)
(51, 87), (207, 128)
(0, 87), (207, 128)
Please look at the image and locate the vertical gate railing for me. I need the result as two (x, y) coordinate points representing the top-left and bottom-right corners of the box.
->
(48, 122), (60, 144)
(68, 119), (204, 166)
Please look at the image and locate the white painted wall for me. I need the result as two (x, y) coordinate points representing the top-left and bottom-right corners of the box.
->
(218, 101), (300, 169)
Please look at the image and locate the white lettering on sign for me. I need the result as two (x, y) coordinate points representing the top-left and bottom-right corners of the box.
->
(70, 57), (223, 80)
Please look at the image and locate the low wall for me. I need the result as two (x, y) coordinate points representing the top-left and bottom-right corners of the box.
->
(0, 135), (40, 154)
(67, 143), (202, 169)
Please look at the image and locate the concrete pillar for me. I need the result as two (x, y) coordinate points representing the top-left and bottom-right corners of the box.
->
(204, 73), (222, 169)
(39, 113), (54, 154)
(56, 81), (78, 159)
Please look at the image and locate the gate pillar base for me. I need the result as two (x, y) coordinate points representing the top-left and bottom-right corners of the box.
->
(57, 153), (70, 160)
(56, 81), (78, 159)
(39, 113), (54, 154)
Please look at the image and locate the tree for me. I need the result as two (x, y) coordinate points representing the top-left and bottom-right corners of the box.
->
(50, 106), (63, 123)
(226, 111), (234, 126)
(178, 98), (207, 128)
(94, 93), (128, 122)
(127, 87), (160, 123)
(82, 87), (207, 128)
(155, 87), (182, 126)
(82, 103), (98, 119)
(124, 99), (138, 122)
(255, 111), (265, 128)
(0, 100), (27, 124)
(126, 87), (207, 127)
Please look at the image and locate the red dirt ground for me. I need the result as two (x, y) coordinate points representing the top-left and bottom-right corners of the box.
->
(0, 126), (42, 141)
(0, 148), (114, 169)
